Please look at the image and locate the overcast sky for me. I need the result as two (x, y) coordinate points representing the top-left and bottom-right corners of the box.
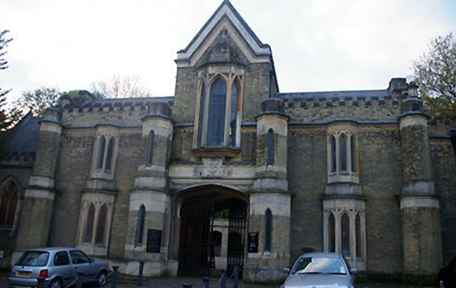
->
(1, 0), (455, 101)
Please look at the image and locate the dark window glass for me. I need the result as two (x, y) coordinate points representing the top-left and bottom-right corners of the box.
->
(230, 80), (239, 146)
(265, 208), (272, 252)
(356, 213), (362, 258)
(96, 136), (106, 169)
(135, 205), (146, 246)
(54, 251), (70, 266)
(211, 231), (222, 257)
(95, 204), (108, 245)
(266, 129), (274, 165)
(341, 213), (350, 257)
(340, 134), (347, 172)
(197, 82), (206, 146)
(69, 250), (90, 265)
(330, 136), (336, 173)
(291, 256), (347, 275)
(328, 212), (335, 252)
(0, 180), (18, 226)
(145, 131), (155, 165)
(16, 251), (49, 267)
(351, 135), (356, 172)
(83, 204), (95, 243)
(207, 78), (226, 146)
(105, 138), (115, 171)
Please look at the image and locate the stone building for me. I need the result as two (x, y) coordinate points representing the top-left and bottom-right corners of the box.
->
(1, 0), (456, 283)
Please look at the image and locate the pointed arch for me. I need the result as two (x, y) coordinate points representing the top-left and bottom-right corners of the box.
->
(0, 178), (18, 227)
(105, 137), (115, 171)
(145, 130), (155, 166)
(84, 204), (95, 243)
(328, 212), (335, 253)
(95, 204), (108, 245)
(135, 205), (146, 246)
(341, 213), (350, 257)
(207, 77), (227, 146)
(266, 129), (274, 165)
(264, 208), (272, 252)
(96, 136), (106, 169)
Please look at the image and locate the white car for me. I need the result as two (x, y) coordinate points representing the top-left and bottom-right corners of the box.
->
(281, 252), (354, 288)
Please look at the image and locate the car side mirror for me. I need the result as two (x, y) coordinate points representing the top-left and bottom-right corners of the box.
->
(283, 267), (290, 274)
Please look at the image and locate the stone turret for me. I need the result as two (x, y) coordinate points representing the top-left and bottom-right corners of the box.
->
(15, 108), (62, 250)
(245, 98), (290, 283)
(399, 82), (442, 278)
(124, 102), (174, 277)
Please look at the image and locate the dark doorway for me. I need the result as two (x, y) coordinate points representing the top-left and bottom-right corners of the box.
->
(178, 187), (247, 277)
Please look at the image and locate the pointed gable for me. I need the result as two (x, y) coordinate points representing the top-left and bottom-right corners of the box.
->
(176, 0), (273, 67)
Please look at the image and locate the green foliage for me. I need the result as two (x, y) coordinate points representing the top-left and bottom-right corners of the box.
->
(414, 33), (456, 121)
(17, 87), (61, 116)
(59, 89), (104, 107)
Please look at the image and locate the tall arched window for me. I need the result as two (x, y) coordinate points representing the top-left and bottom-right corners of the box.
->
(145, 131), (155, 166)
(135, 205), (146, 246)
(0, 180), (18, 227)
(266, 129), (274, 165)
(95, 204), (108, 245)
(84, 204), (95, 243)
(230, 79), (239, 146)
(330, 135), (337, 173)
(328, 212), (335, 252)
(105, 138), (115, 171)
(341, 213), (350, 257)
(356, 213), (362, 258)
(340, 134), (347, 172)
(96, 136), (106, 169)
(207, 78), (227, 146)
(197, 82), (206, 146)
(265, 208), (272, 252)
(351, 135), (356, 172)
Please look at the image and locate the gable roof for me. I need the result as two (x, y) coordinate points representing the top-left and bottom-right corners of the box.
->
(3, 112), (40, 161)
(176, 0), (272, 62)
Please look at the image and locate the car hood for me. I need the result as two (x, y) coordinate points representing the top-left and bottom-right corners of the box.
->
(283, 273), (352, 288)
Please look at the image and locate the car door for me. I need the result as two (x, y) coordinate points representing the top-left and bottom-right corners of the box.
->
(53, 251), (77, 288)
(69, 250), (94, 283)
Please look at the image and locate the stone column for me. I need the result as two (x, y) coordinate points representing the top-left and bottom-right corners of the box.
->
(15, 109), (62, 250)
(399, 82), (441, 278)
(245, 98), (290, 283)
(124, 102), (174, 277)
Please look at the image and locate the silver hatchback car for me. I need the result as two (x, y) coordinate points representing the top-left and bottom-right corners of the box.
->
(281, 252), (354, 288)
(8, 248), (111, 288)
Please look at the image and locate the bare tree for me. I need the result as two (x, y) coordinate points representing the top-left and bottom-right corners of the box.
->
(414, 33), (456, 121)
(91, 75), (152, 98)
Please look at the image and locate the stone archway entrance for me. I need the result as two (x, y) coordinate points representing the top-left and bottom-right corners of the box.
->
(178, 185), (247, 277)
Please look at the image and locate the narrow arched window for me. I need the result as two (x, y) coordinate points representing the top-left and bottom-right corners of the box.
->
(340, 134), (347, 172)
(96, 136), (106, 169)
(145, 131), (155, 165)
(230, 80), (239, 146)
(197, 82), (206, 146)
(105, 138), (115, 171)
(341, 213), (350, 257)
(265, 208), (272, 252)
(351, 135), (356, 172)
(328, 212), (335, 252)
(95, 204), (108, 245)
(135, 205), (146, 246)
(84, 204), (95, 243)
(356, 213), (362, 258)
(207, 78), (227, 146)
(266, 129), (274, 165)
(0, 180), (18, 227)
(330, 135), (337, 173)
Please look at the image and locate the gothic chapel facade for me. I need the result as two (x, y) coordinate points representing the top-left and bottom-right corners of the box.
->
(1, 0), (456, 283)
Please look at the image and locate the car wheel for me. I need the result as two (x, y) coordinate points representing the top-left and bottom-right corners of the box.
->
(97, 272), (107, 287)
(50, 279), (62, 288)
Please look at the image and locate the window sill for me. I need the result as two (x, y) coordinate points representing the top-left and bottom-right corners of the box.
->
(192, 146), (241, 158)
(328, 173), (359, 184)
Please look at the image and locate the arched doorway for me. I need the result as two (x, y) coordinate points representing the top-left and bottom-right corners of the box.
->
(178, 185), (247, 277)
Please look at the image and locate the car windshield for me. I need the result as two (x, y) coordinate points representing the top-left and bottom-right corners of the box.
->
(16, 251), (50, 267)
(292, 256), (347, 275)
